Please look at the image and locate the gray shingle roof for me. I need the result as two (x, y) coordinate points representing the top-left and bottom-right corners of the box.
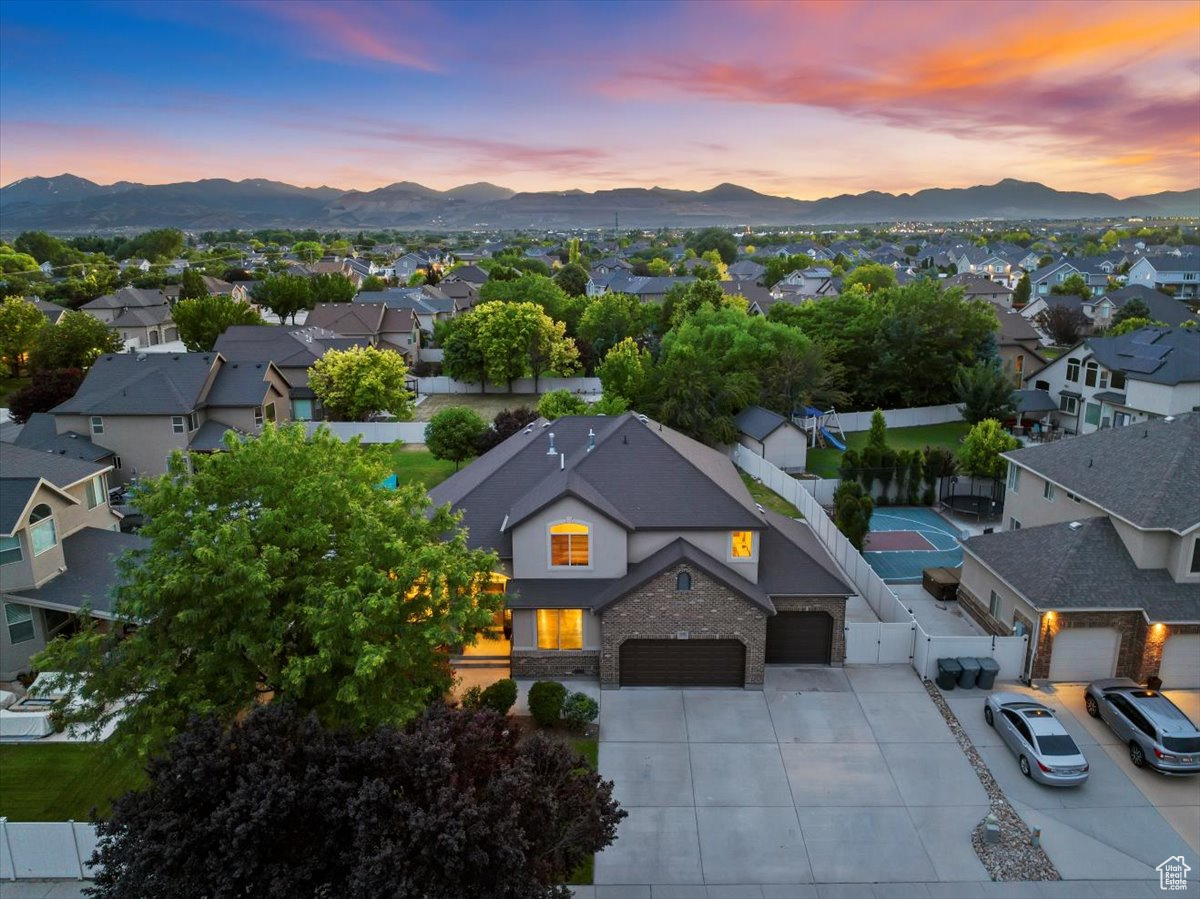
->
(188, 419), (240, 451)
(52, 353), (217, 416)
(429, 414), (762, 557)
(1, 479), (41, 535)
(213, 326), (365, 385)
(110, 304), (172, 328)
(13, 414), (114, 462)
(735, 405), (791, 442)
(8, 527), (148, 619)
(1103, 285), (1196, 327)
(204, 361), (274, 407)
(81, 287), (170, 311)
(1004, 412), (1199, 532)
(1086, 327), (1199, 386)
(758, 511), (853, 596)
(1, 444), (108, 533)
(963, 518), (1200, 622)
(1013, 389), (1058, 415)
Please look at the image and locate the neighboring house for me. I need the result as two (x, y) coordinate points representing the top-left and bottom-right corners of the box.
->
(957, 414), (1200, 687)
(1, 445), (139, 679)
(366, 288), (459, 333)
(993, 309), (1048, 386)
(1021, 292), (1118, 335)
(213, 325), (367, 421)
(726, 260), (766, 283)
(49, 352), (291, 482)
(27, 297), (68, 324)
(1024, 326), (1199, 435)
(774, 268), (837, 299)
(81, 286), (177, 347)
(12, 413), (116, 465)
(589, 257), (633, 278)
(953, 250), (1015, 287)
(442, 264), (490, 287)
(959, 278), (1015, 307)
(586, 273), (696, 303)
(734, 406), (808, 470)
(429, 414), (853, 688)
(392, 252), (431, 281)
(1126, 255), (1200, 300)
(1103, 284), (1198, 327)
(306, 303), (420, 361)
(1027, 261), (1086, 298)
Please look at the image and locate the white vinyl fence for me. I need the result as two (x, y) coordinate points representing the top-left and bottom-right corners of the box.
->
(415, 376), (601, 395)
(305, 421), (429, 444)
(0, 820), (97, 880)
(732, 447), (1028, 677)
(833, 403), (963, 433)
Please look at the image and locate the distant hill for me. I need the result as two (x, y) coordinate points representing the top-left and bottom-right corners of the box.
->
(2, 174), (1196, 231)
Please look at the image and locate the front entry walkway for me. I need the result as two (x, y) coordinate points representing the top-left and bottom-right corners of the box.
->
(594, 665), (991, 890)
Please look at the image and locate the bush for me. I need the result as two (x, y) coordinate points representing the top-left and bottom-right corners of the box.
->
(561, 692), (599, 730)
(459, 685), (484, 710)
(479, 678), (518, 716)
(528, 680), (567, 727)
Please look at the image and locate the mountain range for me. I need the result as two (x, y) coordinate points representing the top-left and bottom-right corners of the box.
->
(1, 174), (1197, 231)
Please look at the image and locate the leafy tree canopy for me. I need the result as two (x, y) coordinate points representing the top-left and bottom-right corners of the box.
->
(173, 294), (264, 352)
(7, 367), (84, 423)
(0, 295), (48, 376)
(955, 360), (1016, 424)
(685, 227), (738, 265)
(36, 425), (499, 759)
(311, 272), (358, 304)
(957, 418), (1020, 480)
(309, 345), (413, 421)
(252, 273), (314, 324)
(842, 262), (897, 293)
(577, 292), (649, 359)
(29, 309), (123, 371)
(424, 406), (488, 469)
(536, 389), (589, 420)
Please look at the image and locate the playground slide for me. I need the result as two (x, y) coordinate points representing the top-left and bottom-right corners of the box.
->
(819, 425), (846, 451)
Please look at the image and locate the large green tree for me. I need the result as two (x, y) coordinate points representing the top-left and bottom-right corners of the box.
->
(596, 337), (652, 405)
(552, 261), (590, 298)
(440, 314), (489, 390)
(685, 227), (738, 265)
(955, 360), (1016, 424)
(173, 294), (264, 352)
(28, 309), (123, 371)
(643, 343), (758, 445)
(178, 268), (207, 300)
(311, 273), (358, 303)
(842, 263), (897, 293)
(1013, 273), (1031, 307)
(957, 418), (1020, 480)
(1051, 273), (1091, 299)
(0, 295), (47, 376)
(252, 273), (314, 324)
(35, 425), (500, 759)
(309, 345), (413, 421)
(479, 274), (587, 336)
(577, 292), (648, 358)
(474, 301), (579, 391)
(424, 406), (488, 470)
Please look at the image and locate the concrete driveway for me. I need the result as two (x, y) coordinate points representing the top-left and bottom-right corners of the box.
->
(941, 682), (1200, 884)
(594, 664), (992, 890)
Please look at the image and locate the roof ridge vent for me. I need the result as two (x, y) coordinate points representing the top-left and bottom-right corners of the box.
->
(546, 432), (557, 455)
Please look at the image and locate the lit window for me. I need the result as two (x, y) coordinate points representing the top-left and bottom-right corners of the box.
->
(1043, 481), (1055, 502)
(28, 504), (57, 556)
(172, 416), (186, 434)
(4, 603), (35, 645)
(550, 522), (590, 567)
(536, 609), (583, 650)
(0, 535), (22, 566)
(90, 416), (104, 436)
(731, 531), (753, 558)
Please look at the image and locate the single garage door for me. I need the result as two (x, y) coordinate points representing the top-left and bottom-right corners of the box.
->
(1159, 634), (1200, 689)
(766, 611), (833, 664)
(619, 639), (745, 687)
(1048, 627), (1120, 682)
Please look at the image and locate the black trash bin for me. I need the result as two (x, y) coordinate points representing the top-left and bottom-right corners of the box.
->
(957, 657), (981, 688)
(976, 657), (1000, 690)
(936, 657), (961, 690)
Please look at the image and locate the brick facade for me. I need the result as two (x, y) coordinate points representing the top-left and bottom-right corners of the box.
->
(1135, 623), (1200, 683)
(510, 650), (600, 679)
(1031, 610), (1144, 681)
(772, 596), (848, 665)
(956, 585), (1013, 638)
(599, 562), (768, 687)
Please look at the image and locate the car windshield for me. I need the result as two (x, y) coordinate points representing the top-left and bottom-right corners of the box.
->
(1163, 736), (1200, 753)
(1037, 734), (1080, 756)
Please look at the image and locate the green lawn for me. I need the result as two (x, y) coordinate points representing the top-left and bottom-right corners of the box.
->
(0, 374), (30, 406)
(739, 472), (801, 518)
(1041, 346), (1066, 360)
(806, 421), (972, 478)
(390, 445), (459, 489)
(0, 744), (145, 822)
(567, 736), (600, 885)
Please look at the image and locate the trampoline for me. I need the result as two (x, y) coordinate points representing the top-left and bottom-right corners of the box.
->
(941, 493), (999, 518)
(863, 506), (963, 583)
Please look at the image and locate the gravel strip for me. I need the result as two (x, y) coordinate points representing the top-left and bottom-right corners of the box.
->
(923, 678), (1061, 882)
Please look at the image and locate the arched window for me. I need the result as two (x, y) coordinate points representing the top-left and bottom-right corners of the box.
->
(28, 504), (57, 556)
(549, 521), (590, 567)
(676, 571), (692, 591)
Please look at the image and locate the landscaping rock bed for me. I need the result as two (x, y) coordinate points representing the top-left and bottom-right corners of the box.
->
(923, 679), (1061, 882)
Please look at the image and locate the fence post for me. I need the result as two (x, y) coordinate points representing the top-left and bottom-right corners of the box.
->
(1, 817), (12, 881)
(69, 819), (83, 880)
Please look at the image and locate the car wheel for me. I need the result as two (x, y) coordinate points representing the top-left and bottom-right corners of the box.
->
(1129, 741), (1146, 768)
(1085, 694), (1100, 718)
(1019, 755), (1032, 777)
(984, 706), (994, 727)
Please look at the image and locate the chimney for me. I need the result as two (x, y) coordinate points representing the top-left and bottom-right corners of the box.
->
(587, 429), (595, 452)
(546, 432), (557, 455)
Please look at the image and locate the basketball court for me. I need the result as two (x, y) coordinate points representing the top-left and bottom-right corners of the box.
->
(863, 507), (963, 582)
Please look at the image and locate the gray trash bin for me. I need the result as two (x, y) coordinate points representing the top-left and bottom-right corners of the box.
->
(976, 657), (1000, 690)
(936, 657), (961, 690)
(957, 657), (981, 689)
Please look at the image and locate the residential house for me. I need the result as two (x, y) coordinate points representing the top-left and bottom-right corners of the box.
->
(1, 445), (138, 679)
(957, 414), (1200, 687)
(721, 281), (775, 315)
(586, 273), (696, 303)
(734, 406), (808, 470)
(442, 264), (490, 287)
(49, 352), (292, 482)
(958, 277), (1015, 307)
(1126, 255), (1200, 300)
(726, 260), (767, 283)
(28, 297), (68, 324)
(392, 252), (431, 281)
(1021, 292), (1118, 337)
(366, 288), (461, 333)
(1024, 326), (1200, 435)
(305, 303), (420, 361)
(953, 249), (1017, 287)
(993, 309), (1048, 387)
(81, 286), (176, 347)
(1027, 261), (1085, 298)
(429, 414), (853, 688)
(773, 268), (838, 300)
(1103, 284), (1197, 328)
(12, 413), (116, 466)
(589, 257), (633, 278)
(213, 325), (367, 421)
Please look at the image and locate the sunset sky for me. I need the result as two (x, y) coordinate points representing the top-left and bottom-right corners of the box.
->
(1, 0), (1198, 198)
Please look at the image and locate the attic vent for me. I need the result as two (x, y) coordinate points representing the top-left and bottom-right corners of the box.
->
(1068, 521), (1083, 530)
